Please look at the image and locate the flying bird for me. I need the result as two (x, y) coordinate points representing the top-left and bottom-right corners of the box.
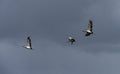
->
(68, 37), (76, 44)
(23, 36), (32, 49)
(83, 20), (93, 36)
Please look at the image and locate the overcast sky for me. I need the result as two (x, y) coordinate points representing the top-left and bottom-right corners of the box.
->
(0, 0), (120, 74)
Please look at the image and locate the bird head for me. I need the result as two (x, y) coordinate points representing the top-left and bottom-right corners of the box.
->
(68, 37), (73, 39)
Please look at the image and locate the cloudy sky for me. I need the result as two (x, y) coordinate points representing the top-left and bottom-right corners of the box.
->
(0, 0), (120, 74)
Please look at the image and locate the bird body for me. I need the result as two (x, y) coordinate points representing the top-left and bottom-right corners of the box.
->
(86, 30), (92, 33)
(68, 37), (76, 44)
(83, 20), (93, 36)
(25, 46), (31, 49)
(24, 36), (32, 49)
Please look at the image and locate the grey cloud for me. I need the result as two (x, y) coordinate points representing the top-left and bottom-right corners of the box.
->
(0, 40), (120, 74)
(1, 40), (120, 74)
(0, 0), (120, 74)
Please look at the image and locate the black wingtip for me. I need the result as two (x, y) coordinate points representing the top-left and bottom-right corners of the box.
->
(89, 20), (93, 24)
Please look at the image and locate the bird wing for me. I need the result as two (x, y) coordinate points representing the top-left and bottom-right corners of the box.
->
(88, 20), (93, 31)
(85, 32), (91, 36)
(72, 39), (75, 42)
(27, 36), (32, 48)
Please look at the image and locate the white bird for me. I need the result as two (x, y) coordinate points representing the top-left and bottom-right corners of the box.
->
(23, 36), (32, 49)
(83, 20), (93, 36)
(68, 37), (76, 44)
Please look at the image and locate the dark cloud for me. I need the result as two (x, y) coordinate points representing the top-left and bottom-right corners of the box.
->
(1, 40), (120, 74)
(0, 0), (120, 74)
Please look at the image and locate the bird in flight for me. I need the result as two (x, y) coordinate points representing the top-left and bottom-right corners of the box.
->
(23, 36), (32, 49)
(68, 37), (76, 44)
(83, 20), (93, 36)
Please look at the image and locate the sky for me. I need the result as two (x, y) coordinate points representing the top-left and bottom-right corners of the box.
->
(0, 0), (120, 74)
